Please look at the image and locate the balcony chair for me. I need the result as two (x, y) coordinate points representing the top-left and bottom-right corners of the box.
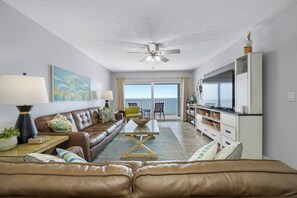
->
(125, 106), (142, 120)
(154, 102), (165, 119)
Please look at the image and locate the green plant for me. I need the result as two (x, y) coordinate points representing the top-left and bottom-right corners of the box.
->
(0, 127), (20, 139)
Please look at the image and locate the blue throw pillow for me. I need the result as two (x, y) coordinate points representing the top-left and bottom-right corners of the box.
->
(56, 148), (87, 163)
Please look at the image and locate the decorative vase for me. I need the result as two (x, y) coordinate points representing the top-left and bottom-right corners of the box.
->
(0, 136), (18, 151)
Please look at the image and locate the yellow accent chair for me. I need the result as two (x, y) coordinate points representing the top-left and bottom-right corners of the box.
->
(125, 106), (142, 119)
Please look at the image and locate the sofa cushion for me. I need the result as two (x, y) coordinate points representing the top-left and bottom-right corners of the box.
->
(88, 131), (108, 148)
(35, 112), (75, 132)
(114, 119), (123, 127)
(72, 109), (93, 131)
(56, 148), (87, 163)
(125, 106), (140, 114)
(24, 153), (66, 163)
(85, 122), (117, 136)
(214, 142), (243, 159)
(89, 107), (100, 124)
(98, 108), (116, 123)
(133, 160), (297, 198)
(47, 114), (78, 132)
(126, 113), (142, 118)
(188, 140), (218, 161)
(0, 162), (133, 197)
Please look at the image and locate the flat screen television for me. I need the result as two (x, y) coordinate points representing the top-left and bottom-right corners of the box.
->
(202, 69), (235, 110)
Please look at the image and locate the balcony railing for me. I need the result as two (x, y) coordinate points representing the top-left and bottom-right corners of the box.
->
(125, 98), (179, 115)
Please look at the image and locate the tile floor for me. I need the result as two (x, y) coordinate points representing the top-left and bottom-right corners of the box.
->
(158, 120), (212, 156)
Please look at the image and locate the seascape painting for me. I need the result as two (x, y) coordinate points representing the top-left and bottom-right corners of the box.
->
(52, 66), (91, 102)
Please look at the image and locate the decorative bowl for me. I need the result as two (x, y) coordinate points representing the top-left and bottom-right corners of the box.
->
(132, 117), (150, 127)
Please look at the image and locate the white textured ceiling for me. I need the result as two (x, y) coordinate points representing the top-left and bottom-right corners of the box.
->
(3, 0), (297, 72)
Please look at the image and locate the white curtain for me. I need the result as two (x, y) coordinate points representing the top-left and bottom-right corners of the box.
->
(181, 77), (189, 121)
(117, 77), (125, 111)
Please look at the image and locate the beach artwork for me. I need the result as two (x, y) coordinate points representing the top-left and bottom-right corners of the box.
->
(52, 66), (91, 101)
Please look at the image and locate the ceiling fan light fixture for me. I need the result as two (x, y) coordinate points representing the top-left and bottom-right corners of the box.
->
(155, 56), (161, 61)
(127, 42), (180, 63)
(146, 56), (152, 61)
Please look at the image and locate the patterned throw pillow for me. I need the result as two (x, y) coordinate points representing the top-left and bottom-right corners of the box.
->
(56, 148), (87, 163)
(188, 140), (218, 161)
(24, 153), (66, 163)
(47, 114), (78, 132)
(98, 108), (116, 123)
(214, 142), (243, 160)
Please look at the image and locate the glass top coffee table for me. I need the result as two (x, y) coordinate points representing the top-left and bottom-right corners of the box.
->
(120, 119), (159, 159)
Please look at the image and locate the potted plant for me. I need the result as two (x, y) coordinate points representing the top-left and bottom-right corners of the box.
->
(0, 127), (20, 151)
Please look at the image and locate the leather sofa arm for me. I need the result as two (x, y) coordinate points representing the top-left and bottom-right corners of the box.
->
(38, 131), (91, 162)
(115, 112), (124, 120)
(66, 146), (85, 159)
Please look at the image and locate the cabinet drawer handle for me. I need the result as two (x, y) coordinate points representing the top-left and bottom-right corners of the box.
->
(204, 129), (207, 132)
(211, 134), (216, 137)
(225, 141), (231, 145)
(225, 130), (231, 134)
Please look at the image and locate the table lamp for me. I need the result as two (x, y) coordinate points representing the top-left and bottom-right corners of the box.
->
(101, 90), (113, 108)
(0, 74), (49, 143)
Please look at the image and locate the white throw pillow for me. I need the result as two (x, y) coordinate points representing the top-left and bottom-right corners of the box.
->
(24, 153), (66, 163)
(188, 140), (218, 161)
(214, 142), (243, 159)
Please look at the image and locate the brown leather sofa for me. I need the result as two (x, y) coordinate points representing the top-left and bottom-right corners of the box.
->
(0, 157), (297, 197)
(35, 107), (124, 162)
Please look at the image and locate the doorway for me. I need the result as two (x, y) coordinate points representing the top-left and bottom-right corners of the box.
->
(124, 83), (180, 120)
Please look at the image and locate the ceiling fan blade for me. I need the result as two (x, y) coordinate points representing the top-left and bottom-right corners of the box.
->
(126, 51), (145, 54)
(139, 56), (149, 62)
(160, 49), (181, 54)
(95, 39), (149, 49)
(159, 55), (169, 62)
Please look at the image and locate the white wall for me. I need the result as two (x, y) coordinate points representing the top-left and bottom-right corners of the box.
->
(111, 71), (193, 110)
(192, 4), (297, 168)
(0, 1), (111, 129)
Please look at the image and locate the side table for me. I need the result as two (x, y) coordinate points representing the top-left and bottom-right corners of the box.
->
(142, 109), (151, 118)
(0, 136), (69, 162)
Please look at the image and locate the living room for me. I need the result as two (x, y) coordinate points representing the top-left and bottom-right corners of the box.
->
(0, 0), (297, 197)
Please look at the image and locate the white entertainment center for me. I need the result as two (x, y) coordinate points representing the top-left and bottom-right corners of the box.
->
(195, 52), (263, 159)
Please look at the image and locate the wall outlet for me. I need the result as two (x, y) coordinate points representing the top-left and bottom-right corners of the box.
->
(288, 91), (295, 102)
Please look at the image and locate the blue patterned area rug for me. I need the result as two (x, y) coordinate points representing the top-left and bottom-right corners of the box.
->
(93, 127), (189, 162)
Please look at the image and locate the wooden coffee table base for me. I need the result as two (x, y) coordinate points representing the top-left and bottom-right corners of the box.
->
(121, 135), (158, 159)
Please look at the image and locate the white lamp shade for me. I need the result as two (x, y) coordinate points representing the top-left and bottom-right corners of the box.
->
(0, 75), (49, 105)
(101, 90), (113, 100)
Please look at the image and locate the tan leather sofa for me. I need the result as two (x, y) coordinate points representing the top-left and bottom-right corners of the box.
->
(34, 107), (124, 162)
(0, 158), (296, 197)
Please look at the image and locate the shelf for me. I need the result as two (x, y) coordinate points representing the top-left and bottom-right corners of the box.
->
(199, 114), (220, 123)
(204, 123), (220, 132)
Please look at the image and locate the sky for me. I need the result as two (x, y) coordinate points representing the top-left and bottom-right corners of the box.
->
(125, 84), (178, 99)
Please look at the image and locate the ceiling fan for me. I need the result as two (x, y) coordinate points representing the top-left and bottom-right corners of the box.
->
(126, 42), (180, 62)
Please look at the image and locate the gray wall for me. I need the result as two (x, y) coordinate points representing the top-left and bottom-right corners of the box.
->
(0, 1), (111, 129)
(192, 4), (297, 168)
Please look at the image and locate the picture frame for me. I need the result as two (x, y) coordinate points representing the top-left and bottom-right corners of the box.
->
(51, 66), (91, 102)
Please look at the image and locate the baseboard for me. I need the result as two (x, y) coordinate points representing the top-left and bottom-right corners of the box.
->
(262, 155), (271, 159)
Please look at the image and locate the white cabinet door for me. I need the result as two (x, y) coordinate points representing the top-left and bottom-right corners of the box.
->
(221, 113), (236, 127)
(236, 73), (248, 108)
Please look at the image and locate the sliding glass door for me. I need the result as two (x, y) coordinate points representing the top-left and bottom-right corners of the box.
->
(153, 83), (180, 119)
(124, 84), (151, 110)
(124, 82), (180, 120)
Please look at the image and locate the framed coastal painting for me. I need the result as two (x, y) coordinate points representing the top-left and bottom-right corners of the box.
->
(51, 66), (91, 102)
